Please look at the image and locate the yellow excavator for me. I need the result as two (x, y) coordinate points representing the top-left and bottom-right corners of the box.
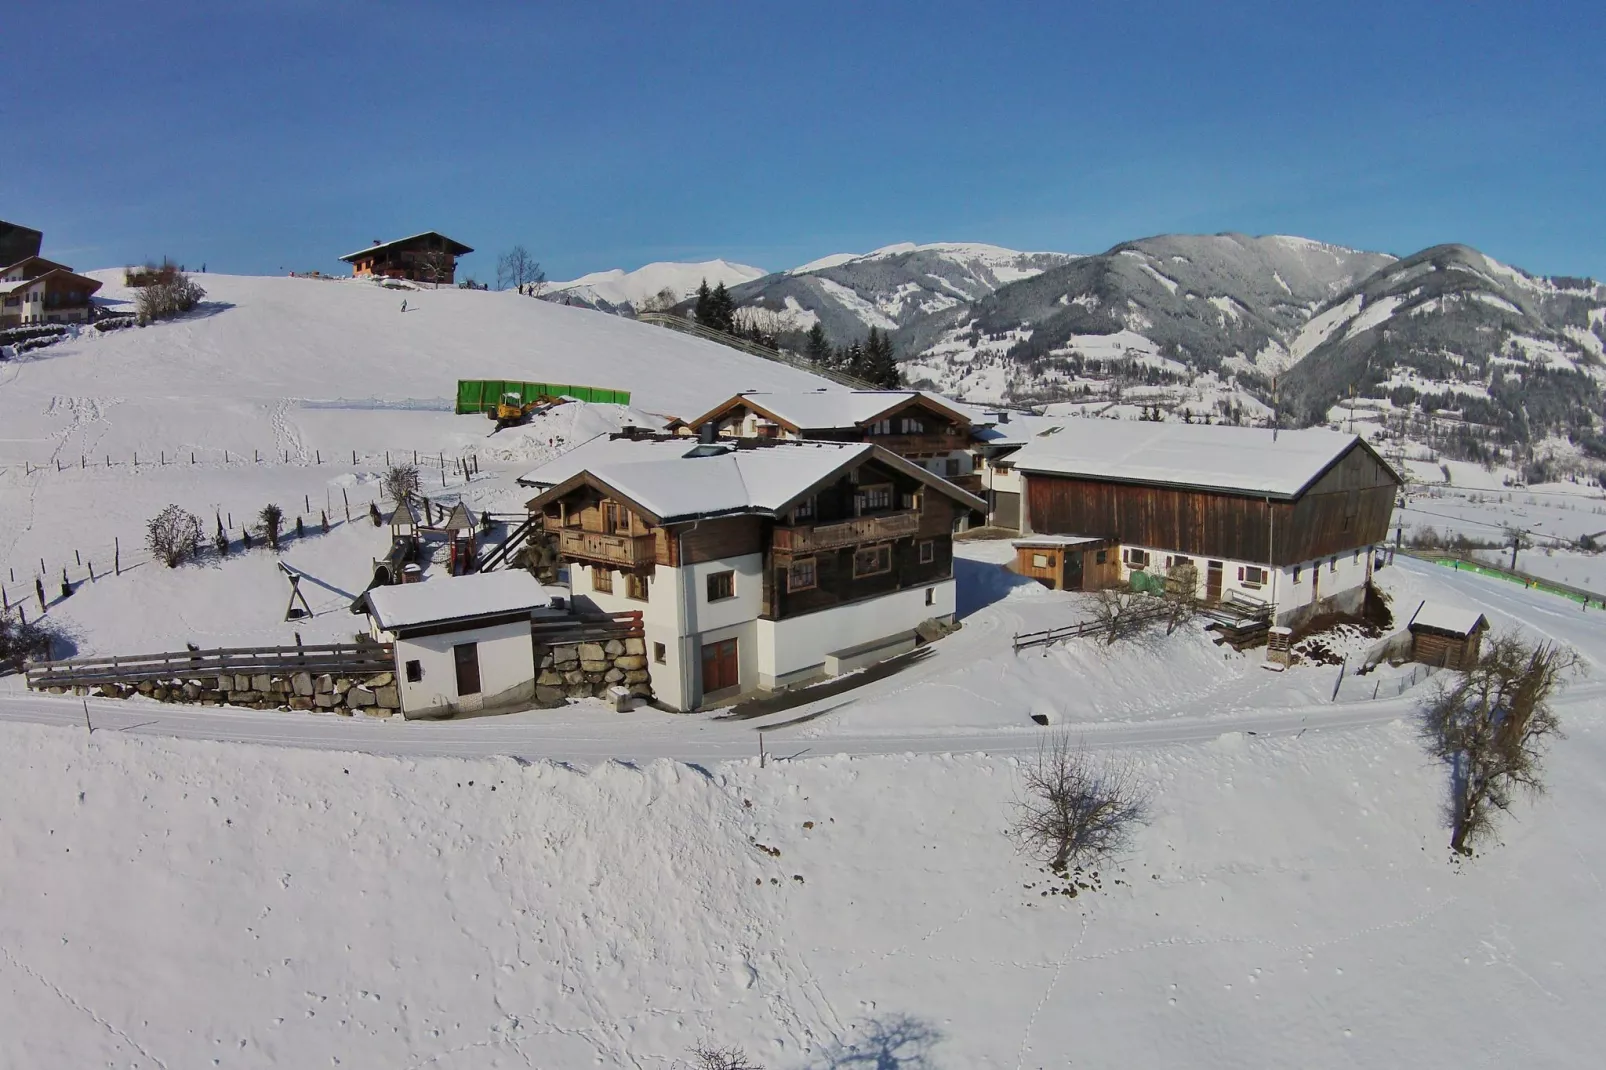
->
(489, 391), (562, 433)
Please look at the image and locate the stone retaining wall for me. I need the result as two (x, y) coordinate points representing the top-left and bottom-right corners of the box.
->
(48, 670), (403, 717)
(536, 637), (653, 707)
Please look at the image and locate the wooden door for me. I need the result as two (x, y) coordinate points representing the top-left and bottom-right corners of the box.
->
(1206, 560), (1223, 602)
(453, 642), (482, 696)
(1062, 551), (1084, 591)
(701, 638), (739, 694)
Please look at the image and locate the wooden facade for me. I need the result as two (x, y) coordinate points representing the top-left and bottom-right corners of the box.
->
(340, 232), (473, 284)
(1022, 439), (1399, 567)
(1013, 539), (1118, 591)
(1409, 619), (1487, 670)
(690, 393), (976, 474)
(531, 454), (967, 623)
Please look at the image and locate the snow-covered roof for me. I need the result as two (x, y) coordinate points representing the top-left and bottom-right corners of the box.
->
(1408, 601), (1489, 636)
(1007, 420), (1381, 499)
(339, 232), (473, 262)
(1013, 535), (1107, 549)
(366, 570), (559, 633)
(972, 414), (1073, 449)
(525, 437), (985, 523)
(692, 389), (970, 432)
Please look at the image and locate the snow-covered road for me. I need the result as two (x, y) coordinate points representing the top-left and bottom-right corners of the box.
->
(5, 559), (1597, 765)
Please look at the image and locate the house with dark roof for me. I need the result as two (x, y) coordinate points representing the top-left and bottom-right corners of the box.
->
(684, 389), (982, 494)
(521, 436), (984, 709)
(339, 232), (473, 285)
(1004, 419), (1402, 627)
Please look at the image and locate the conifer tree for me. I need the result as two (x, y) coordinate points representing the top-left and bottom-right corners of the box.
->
(693, 279), (712, 325)
(707, 282), (735, 333)
(805, 323), (831, 365)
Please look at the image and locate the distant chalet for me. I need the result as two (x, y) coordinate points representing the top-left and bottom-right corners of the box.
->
(339, 232), (473, 285)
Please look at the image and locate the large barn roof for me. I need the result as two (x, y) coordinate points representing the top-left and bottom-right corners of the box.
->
(1007, 419), (1393, 500)
(339, 232), (474, 262)
(685, 389), (971, 433)
(524, 437), (985, 524)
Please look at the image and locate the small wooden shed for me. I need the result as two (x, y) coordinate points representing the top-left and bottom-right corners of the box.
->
(1011, 535), (1118, 591)
(1407, 602), (1489, 669)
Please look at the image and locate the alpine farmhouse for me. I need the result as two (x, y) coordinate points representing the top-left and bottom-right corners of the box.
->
(0, 220), (103, 328)
(1002, 420), (1402, 628)
(521, 435), (984, 710)
(339, 231), (473, 285)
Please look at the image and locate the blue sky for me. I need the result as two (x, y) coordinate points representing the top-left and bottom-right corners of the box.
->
(9, 1), (1604, 281)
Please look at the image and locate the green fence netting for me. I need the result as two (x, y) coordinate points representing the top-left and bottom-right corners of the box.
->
(455, 379), (631, 414)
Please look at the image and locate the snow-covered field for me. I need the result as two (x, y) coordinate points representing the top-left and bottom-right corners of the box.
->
(6, 276), (1606, 1067)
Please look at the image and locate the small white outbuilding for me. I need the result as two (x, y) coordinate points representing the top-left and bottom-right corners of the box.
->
(363, 571), (565, 719)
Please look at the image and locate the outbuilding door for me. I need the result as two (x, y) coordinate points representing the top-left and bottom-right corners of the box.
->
(701, 638), (739, 695)
(453, 642), (482, 697)
(1062, 551), (1084, 591)
(1206, 561), (1223, 602)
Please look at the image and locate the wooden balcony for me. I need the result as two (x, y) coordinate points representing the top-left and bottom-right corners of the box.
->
(773, 510), (920, 554)
(557, 529), (656, 568)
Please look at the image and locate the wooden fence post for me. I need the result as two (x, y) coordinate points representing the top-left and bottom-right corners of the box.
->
(114, 537), (120, 576)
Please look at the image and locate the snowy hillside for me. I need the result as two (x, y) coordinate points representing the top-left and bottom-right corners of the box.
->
(546, 258), (766, 312)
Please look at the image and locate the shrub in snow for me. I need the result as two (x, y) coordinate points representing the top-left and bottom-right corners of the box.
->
(1161, 562), (1200, 635)
(686, 1044), (762, 1070)
(1013, 732), (1151, 876)
(133, 270), (206, 324)
(1089, 587), (1151, 645)
(383, 463), (420, 504)
(0, 614), (67, 673)
(147, 504), (203, 567)
(259, 504), (284, 551)
(1420, 632), (1583, 855)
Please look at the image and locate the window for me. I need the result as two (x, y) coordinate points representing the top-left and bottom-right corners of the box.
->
(919, 540), (936, 564)
(405, 659), (423, 683)
(900, 417), (924, 434)
(868, 418), (891, 435)
(1238, 565), (1266, 588)
(1293, 565), (1302, 584)
(792, 495), (815, 521)
(653, 642), (666, 664)
(1353, 549), (1361, 564)
(1329, 557), (1338, 573)
(901, 489), (922, 511)
(563, 504), (580, 528)
(945, 457), (962, 477)
(1123, 548), (1149, 569)
(1095, 549), (1108, 564)
(857, 484), (893, 513)
(1031, 553), (1050, 568)
(626, 573), (649, 601)
(787, 557), (817, 592)
(926, 587), (936, 606)
(604, 501), (623, 534)
(853, 544), (892, 577)
(706, 570), (735, 602)
(591, 566), (613, 593)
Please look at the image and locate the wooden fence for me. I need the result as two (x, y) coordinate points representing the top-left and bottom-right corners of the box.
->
(532, 610), (644, 645)
(26, 642), (394, 690)
(1013, 603), (1172, 652)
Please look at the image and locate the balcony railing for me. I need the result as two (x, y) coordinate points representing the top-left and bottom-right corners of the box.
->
(556, 528), (656, 568)
(773, 510), (920, 554)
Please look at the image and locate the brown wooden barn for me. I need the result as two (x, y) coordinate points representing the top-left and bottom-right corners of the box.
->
(339, 232), (473, 285)
(1406, 602), (1489, 669)
(1005, 421), (1401, 627)
(1011, 535), (1119, 591)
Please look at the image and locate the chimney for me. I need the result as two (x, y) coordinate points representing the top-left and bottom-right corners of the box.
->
(998, 410), (1010, 424)
(698, 422), (717, 444)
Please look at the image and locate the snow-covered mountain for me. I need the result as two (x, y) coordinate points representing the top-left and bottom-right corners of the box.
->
(1279, 244), (1606, 466)
(722, 242), (1077, 345)
(546, 259), (766, 313)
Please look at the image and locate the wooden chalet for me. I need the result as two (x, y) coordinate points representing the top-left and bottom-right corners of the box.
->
(339, 231), (473, 285)
(521, 436), (984, 709)
(684, 390), (983, 494)
(1007, 421), (1402, 627)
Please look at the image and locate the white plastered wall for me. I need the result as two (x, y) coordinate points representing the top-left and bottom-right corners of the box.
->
(391, 619), (535, 718)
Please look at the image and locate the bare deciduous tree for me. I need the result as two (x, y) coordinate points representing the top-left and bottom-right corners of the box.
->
(1089, 587), (1150, 645)
(413, 248), (454, 288)
(636, 286), (681, 314)
(687, 1044), (762, 1070)
(1013, 732), (1151, 875)
(147, 504), (203, 567)
(1, 614), (65, 673)
(497, 245), (545, 295)
(383, 464), (421, 504)
(1162, 561), (1200, 634)
(1420, 632), (1583, 854)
